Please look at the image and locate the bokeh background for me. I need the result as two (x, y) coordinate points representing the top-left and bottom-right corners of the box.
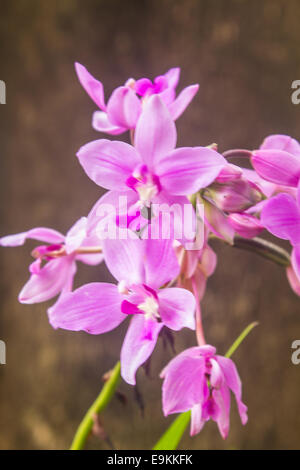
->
(1, 0), (300, 450)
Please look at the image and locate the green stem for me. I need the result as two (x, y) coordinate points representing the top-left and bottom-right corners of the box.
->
(211, 234), (291, 267)
(232, 236), (290, 267)
(225, 321), (258, 358)
(70, 361), (121, 450)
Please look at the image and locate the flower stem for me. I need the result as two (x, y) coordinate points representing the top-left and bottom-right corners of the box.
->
(191, 277), (206, 346)
(232, 235), (290, 267)
(33, 246), (103, 259)
(222, 149), (252, 159)
(225, 322), (258, 358)
(210, 234), (290, 267)
(70, 361), (121, 450)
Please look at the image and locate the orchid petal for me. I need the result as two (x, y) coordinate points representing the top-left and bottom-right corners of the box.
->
(190, 404), (206, 436)
(77, 139), (141, 190)
(143, 238), (180, 289)
(19, 258), (76, 304)
(260, 134), (300, 157)
(134, 95), (176, 168)
(0, 227), (64, 247)
(92, 111), (127, 135)
(158, 288), (195, 331)
(163, 67), (180, 89)
(65, 217), (88, 254)
(162, 353), (205, 415)
(75, 231), (104, 266)
(75, 62), (106, 110)
(102, 235), (145, 285)
(157, 147), (226, 195)
(216, 355), (248, 425)
(261, 193), (300, 244)
(291, 246), (300, 281)
(48, 283), (125, 334)
(228, 213), (264, 239)
(251, 149), (300, 187)
(286, 264), (300, 296)
(168, 84), (199, 121)
(203, 200), (235, 244)
(121, 315), (163, 385)
(213, 385), (231, 439)
(151, 192), (196, 246)
(87, 189), (139, 236)
(106, 86), (141, 129)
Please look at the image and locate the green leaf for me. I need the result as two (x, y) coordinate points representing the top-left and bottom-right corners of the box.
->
(153, 411), (191, 450)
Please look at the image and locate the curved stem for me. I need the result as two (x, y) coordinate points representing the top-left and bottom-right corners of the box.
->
(232, 235), (290, 267)
(222, 149), (252, 159)
(210, 234), (290, 267)
(70, 361), (121, 450)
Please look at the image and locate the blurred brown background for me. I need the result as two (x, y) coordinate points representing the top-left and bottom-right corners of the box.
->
(1, 0), (300, 450)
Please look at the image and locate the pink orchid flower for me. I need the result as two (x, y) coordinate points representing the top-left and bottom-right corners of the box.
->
(261, 187), (300, 294)
(48, 236), (196, 385)
(161, 345), (248, 439)
(251, 134), (300, 187)
(0, 217), (103, 304)
(75, 62), (199, 135)
(77, 95), (226, 235)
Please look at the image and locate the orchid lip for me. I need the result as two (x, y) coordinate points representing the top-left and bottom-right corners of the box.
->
(120, 283), (161, 321)
(126, 165), (162, 206)
(31, 244), (64, 260)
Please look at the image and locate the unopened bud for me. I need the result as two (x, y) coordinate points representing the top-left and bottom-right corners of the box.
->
(204, 179), (262, 212)
(228, 213), (264, 239)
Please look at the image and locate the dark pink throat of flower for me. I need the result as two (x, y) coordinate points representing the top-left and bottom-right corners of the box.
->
(126, 164), (162, 202)
(135, 75), (169, 97)
(120, 283), (161, 328)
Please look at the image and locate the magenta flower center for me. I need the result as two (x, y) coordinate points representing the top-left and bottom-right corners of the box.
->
(32, 244), (64, 260)
(120, 283), (161, 322)
(126, 164), (162, 206)
(134, 76), (169, 98)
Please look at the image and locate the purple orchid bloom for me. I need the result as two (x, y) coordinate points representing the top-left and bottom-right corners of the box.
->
(250, 134), (300, 292)
(75, 63), (199, 135)
(251, 134), (300, 187)
(227, 213), (264, 239)
(0, 217), (103, 304)
(261, 187), (300, 290)
(77, 95), (226, 236)
(161, 345), (248, 439)
(48, 235), (196, 385)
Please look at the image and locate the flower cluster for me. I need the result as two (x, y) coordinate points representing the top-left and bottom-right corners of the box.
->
(1, 63), (298, 441)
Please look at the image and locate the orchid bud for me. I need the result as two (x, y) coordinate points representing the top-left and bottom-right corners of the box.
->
(204, 179), (263, 212)
(203, 199), (235, 244)
(228, 213), (264, 239)
(215, 163), (243, 183)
